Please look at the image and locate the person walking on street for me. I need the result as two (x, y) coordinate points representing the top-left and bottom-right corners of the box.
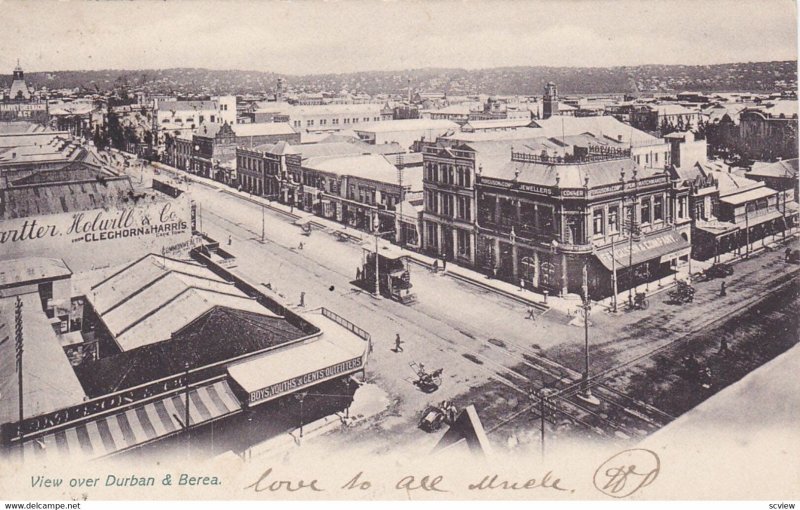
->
(526, 305), (536, 320)
(227, 235), (232, 246)
(394, 333), (404, 353)
(299, 291), (306, 307)
(720, 281), (727, 297)
(441, 256), (447, 272)
(298, 241), (304, 250)
(432, 259), (439, 273)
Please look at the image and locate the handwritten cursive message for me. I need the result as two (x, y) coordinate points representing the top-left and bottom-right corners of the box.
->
(243, 467), (575, 495)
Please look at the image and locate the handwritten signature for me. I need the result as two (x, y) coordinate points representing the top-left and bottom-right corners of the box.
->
(593, 448), (660, 498)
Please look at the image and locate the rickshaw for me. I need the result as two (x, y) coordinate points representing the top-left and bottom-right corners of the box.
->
(410, 362), (443, 393)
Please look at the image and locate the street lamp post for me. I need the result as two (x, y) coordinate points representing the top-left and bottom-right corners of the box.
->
(295, 391), (309, 442)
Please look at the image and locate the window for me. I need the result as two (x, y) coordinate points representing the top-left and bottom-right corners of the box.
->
(294, 120), (301, 128)
(457, 229), (469, 255)
(210, 115), (216, 123)
(320, 119), (327, 125)
(593, 208), (604, 235)
(374, 117), (379, 121)
(332, 119), (339, 125)
(307, 120), (314, 127)
(679, 197), (687, 219)
(608, 206), (619, 233)
(538, 205), (554, 232)
(641, 198), (651, 224)
(344, 118), (350, 124)
(199, 115), (205, 124)
(425, 191), (436, 213)
(654, 195), (664, 221)
(363, 117), (369, 122)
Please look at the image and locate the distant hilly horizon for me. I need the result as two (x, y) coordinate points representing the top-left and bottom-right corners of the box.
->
(4, 60), (797, 96)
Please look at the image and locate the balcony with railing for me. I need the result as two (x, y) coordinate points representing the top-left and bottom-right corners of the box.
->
(510, 150), (631, 165)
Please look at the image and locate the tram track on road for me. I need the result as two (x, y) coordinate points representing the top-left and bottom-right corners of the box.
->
(190, 181), (797, 443)
(201, 198), (664, 439)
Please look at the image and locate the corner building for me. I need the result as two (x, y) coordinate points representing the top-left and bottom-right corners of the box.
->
(473, 149), (692, 299)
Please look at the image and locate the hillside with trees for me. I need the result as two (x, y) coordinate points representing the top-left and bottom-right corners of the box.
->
(4, 61), (796, 96)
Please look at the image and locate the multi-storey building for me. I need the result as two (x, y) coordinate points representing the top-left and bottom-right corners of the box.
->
(474, 149), (691, 299)
(284, 151), (422, 234)
(421, 113), (673, 269)
(630, 104), (704, 135)
(670, 162), (796, 261)
(737, 101), (798, 161)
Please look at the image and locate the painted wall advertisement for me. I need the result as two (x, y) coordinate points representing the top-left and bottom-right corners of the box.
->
(0, 197), (193, 271)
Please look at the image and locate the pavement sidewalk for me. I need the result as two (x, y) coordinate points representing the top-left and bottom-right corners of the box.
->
(147, 159), (799, 317)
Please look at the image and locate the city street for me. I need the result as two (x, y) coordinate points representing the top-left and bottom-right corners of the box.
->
(132, 163), (799, 456)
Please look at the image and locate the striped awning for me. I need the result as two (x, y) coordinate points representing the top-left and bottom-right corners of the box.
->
(21, 381), (242, 463)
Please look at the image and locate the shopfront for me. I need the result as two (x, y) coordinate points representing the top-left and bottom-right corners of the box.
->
(227, 336), (367, 408)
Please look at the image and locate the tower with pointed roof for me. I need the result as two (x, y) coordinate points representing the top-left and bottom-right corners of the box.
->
(9, 59), (32, 101)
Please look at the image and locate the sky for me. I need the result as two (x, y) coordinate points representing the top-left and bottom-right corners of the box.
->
(1, 0), (797, 75)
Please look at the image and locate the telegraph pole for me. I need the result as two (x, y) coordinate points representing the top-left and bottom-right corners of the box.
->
(610, 234), (618, 313)
(539, 393), (546, 460)
(15, 297), (24, 459)
(184, 362), (191, 458)
(745, 206), (750, 258)
(374, 212), (381, 299)
(397, 155), (404, 246)
(782, 189), (787, 241)
(578, 263), (599, 405)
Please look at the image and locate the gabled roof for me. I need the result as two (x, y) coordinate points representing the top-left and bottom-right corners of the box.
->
(749, 159), (799, 179)
(530, 116), (660, 146)
(90, 254), (280, 351)
(75, 306), (306, 397)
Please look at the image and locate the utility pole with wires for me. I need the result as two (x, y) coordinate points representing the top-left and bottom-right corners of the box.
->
(578, 262), (599, 405)
(184, 362), (191, 459)
(397, 154), (404, 246)
(15, 297), (24, 459)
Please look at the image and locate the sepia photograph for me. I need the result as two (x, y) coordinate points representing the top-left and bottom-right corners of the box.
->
(0, 0), (797, 506)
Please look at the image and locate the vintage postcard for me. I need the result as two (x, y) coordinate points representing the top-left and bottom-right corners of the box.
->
(0, 0), (797, 506)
